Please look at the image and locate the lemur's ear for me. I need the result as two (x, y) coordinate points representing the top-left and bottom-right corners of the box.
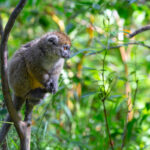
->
(47, 35), (59, 45)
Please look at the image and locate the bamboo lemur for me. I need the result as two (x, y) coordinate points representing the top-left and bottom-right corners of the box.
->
(0, 31), (71, 143)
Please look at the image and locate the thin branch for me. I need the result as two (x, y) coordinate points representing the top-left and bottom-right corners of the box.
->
(121, 108), (129, 150)
(0, 15), (3, 74)
(86, 41), (150, 55)
(100, 48), (114, 150)
(129, 41), (150, 49)
(102, 50), (107, 94)
(102, 99), (114, 150)
(0, 16), (3, 37)
(129, 25), (150, 38)
(0, 0), (27, 145)
(133, 80), (138, 107)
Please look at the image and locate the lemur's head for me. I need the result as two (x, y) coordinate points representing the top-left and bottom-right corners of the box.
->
(40, 31), (71, 58)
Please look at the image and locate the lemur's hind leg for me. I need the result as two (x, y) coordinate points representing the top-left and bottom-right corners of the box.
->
(24, 100), (34, 126)
(24, 88), (47, 125)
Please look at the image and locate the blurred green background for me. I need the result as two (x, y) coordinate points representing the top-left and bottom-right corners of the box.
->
(0, 0), (150, 149)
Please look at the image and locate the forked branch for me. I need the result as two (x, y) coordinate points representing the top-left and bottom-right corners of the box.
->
(0, 0), (29, 149)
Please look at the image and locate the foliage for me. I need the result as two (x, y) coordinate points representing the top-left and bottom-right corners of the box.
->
(0, 0), (150, 149)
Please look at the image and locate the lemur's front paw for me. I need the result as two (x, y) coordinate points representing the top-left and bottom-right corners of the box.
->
(46, 79), (57, 94)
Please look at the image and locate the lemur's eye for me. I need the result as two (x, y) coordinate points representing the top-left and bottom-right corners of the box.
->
(48, 38), (56, 45)
(47, 35), (58, 45)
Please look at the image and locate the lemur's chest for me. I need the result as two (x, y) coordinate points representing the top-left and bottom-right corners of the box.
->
(42, 58), (64, 74)
(28, 69), (44, 89)
(28, 58), (64, 90)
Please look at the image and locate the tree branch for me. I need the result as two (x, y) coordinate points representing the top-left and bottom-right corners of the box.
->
(0, 16), (3, 37)
(0, 0), (28, 148)
(0, 0), (27, 124)
(128, 25), (150, 38)
(86, 41), (150, 55)
(0, 15), (3, 75)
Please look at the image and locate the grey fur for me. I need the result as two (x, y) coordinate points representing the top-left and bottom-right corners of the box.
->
(0, 32), (71, 144)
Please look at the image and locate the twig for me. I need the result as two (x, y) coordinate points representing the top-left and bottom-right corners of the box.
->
(121, 108), (129, 150)
(100, 46), (114, 150)
(102, 99), (114, 150)
(87, 41), (150, 55)
(133, 80), (138, 107)
(129, 25), (150, 38)
(102, 50), (107, 93)
(128, 41), (150, 49)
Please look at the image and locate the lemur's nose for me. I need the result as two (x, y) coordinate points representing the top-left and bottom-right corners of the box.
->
(63, 45), (70, 50)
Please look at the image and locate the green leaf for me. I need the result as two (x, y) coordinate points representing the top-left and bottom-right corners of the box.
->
(92, 3), (100, 10)
(145, 102), (150, 110)
(39, 16), (50, 28)
(83, 66), (97, 70)
(108, 95), (122, 99)
(0, 108), (7, 115)
(82, 91), (98, 98)
(63, 105), (72, 120)
(66, 23), (75, 34)
(74, 1), (93, 6)
(128, 0), (137, 4)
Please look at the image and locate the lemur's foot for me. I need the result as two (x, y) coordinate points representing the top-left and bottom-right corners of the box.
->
(46, 79), (57, 94)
